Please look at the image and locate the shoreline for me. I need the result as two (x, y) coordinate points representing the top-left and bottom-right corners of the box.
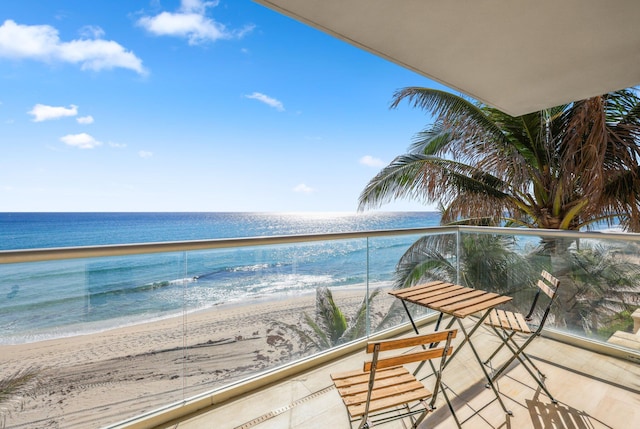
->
(0, 286), (396, 428)
(1, 282), (391, 346)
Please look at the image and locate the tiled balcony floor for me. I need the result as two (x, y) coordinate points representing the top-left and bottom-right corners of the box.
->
(152, 321), (640, 429)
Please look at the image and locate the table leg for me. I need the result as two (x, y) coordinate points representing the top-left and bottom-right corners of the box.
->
(401, 300), (421, 335)
(434, 311), (444, 331)
(454, 316), (513, 416)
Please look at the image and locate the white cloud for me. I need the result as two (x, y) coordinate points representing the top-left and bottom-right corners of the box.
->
(28, 103), (78, 122)
(77, 115), (94, 124)
(79, 25), (105, 39)
(360, 155), (386, 168)
(0, 20), (146, 75)
(139, 150), (153, 158)
(138, 12), (225, 44)
(293, 183), (314, 194)
(181, 0), (217, 14)
(245, 92), (284, 111)
(60, 133), (102, 149)
(58, 39), (146, 73)
(137, 0), (254, 45)
(109, 142), (127, 148)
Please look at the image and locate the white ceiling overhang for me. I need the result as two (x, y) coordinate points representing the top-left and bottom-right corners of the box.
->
(254, 0), (640, 117)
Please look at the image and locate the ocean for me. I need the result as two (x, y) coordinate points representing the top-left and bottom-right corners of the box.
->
(0, 212), (440, 344)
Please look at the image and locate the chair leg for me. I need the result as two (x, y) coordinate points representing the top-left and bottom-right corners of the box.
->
(357, 418), (371, 429)
(489, 331), (536, 382)
(439, 382), (463, 429)
(409, 403), (430, 429)
(518, 347), (546, 379)
(491, 334), (557, 403)
(517, 352), (557, 403)
(484, 330), (517, 364)
(500, 332), (547, 379)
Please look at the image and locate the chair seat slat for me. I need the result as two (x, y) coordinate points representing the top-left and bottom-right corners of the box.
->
(331, 366), (406, 387)
(505, 310), (521, 331)
(492, 309), (511, 329)
(342, 378), (428, 406)
(486, 309), (501, 327)
(336, 372), (416, 396)
(485, 309), (532, 333)
(513, 312), (532, 333)
(346, 387), (432, 417)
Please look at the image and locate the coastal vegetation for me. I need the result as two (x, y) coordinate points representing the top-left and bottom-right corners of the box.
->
(392, 232), (531, 293)
(359, 88), (640, 338)
(0, 367), (40, 428)
(272, 286), (388, 352)
(359, 88), (640, 232)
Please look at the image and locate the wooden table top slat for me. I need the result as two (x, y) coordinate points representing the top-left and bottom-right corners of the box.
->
(451, 295), (513, 318)
(400, 284), (466, 302)
(437, 291), (500, 312)
(389, 282), (512, 318)
(388, 281), (450, 299)
(424, 289), (486, 308)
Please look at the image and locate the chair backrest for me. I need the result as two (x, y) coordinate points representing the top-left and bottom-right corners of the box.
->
(360, 329), (457, 420)
(525, 270), (560, 326)
(363, 329), (457, 372)
(538, 270), (560, 299)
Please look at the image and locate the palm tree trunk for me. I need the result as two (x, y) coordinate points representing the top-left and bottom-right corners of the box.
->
(545, 236), (581, 331)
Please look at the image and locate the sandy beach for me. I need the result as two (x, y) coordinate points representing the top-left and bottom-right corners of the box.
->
(0, 287), (397, 429)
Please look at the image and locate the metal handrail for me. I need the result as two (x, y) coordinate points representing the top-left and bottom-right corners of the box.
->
(0, 226), (457, 264)
(2, 225), (638, 265)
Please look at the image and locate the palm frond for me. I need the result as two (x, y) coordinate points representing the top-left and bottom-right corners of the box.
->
(394, 235), (457, 288)
(340, 289), (381, 342)
(391, 88), (502, 138)
(302, 313), (331, 349)
(0, 367), (41, 428)
(358, 153), (513, 212)
(0, 368), (39, 404)
(313, 286), (347, 345)
(409, 121), (454, 155)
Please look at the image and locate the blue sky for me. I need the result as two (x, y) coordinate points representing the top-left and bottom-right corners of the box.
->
(0, 0), (446, 212)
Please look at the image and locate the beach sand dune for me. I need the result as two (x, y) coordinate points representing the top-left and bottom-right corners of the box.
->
(1, 288), (394, 428)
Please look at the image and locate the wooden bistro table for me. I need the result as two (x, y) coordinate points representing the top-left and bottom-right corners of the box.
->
(389, 281), (514, 420)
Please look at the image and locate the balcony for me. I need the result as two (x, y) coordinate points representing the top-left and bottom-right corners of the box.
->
(141, 319), (640, 428)
(1, 226), (639, 428)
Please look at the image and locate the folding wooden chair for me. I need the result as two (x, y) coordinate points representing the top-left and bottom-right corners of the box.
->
(484, 270), (560, 402)
(331, 329), (457, 429)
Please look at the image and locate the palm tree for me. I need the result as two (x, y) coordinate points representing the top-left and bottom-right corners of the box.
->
(550, 241), (640, 336)
(358, 87), (640, 337)
(306, 286), (382, 348)
(302, 286), (348, 349)
(393, 232), (533, 293)
(274, 286), (382, 352)
(359, 88), (640, 232)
